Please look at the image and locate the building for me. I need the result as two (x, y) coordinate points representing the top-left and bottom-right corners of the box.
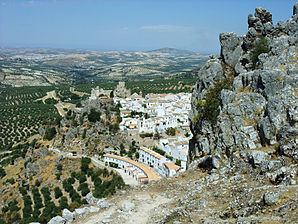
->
(138, 147), (167, 169)
(162, 162), (181, 177)
(103, 154), (160, 184)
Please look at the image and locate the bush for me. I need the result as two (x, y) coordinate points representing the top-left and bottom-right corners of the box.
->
(43, 127), (56, 141)
(196, 77), (233, 126)
(250, 36), (270, 67)
(140, 132), (153, 138)
(166, 127), (176, 136)
(78, 173), (87, 183)
(151, 146), (166, 156)
(59, 196), (68, 210)
(45, 98), (58, 104)
(80, 157), (91, 173)
(175, 159), (181, 167)
(87, 109), (101, 122)
(0, 167), (6, 178)
(62, 180), (73, 192)
(54, 187), (63, 199)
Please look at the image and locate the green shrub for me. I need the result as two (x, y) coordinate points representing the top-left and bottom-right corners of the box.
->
(87, 109), (101, 122)
(151, 146), (166, 156)
(175, 159), (181, 166)
(43, 127), (56, 140)
(45, 98), (58, 104)
(0, 167), (6, 178)
(140, 132), (153, 138)
(59, 196), (68, 210)
(196, 77), (233, 126)
(54, 187), (63, 199)
(166, 127), (176, 136)
(250, 36), (270, 67)
(80, 157), (91, 173)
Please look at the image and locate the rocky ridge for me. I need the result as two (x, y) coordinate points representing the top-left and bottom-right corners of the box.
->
(189, 4), (297, 186)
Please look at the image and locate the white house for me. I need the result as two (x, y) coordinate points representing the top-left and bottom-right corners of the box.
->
(162, 162), (181, 177)
(138, 147), (167, 170)
(104, 154), (160, 184)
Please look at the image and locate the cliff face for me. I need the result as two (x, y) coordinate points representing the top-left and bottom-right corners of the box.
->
(189, 4), (297, 185)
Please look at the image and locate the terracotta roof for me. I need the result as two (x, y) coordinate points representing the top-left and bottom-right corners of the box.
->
(164, 162), (181, 172)
(175, 141), (188, 146)
(180, 151), (188, 156)
(104, 154), (160, 181)
(140, 147), (163, 159)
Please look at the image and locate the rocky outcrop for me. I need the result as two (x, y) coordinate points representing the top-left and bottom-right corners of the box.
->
(189, 4), (297, 186)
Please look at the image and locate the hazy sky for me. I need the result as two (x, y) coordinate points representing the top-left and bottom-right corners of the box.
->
(0, 0), (296, 54)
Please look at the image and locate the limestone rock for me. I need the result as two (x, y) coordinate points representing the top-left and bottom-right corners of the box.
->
(88, 206), (100, 213)
(47, 216), (66, 224)
(62, 209), (73, 224)
(219, 32), (243, 68)
(120, 201), (135, 212)
(255, 7), (272, 24)
(74, 207), (89, 218)
(248, 150), (268, 167)
(263, 191), (280, 206)
(86, 192), (98, 204)
(97, 198), (112, 209)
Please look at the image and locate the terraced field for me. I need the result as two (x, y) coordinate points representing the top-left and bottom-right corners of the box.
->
(0, 86), (60, 150)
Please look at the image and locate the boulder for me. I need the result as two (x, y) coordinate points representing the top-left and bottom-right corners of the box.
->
(294, 2), (298, 15)
(74, 207), (89, 217)
(219, 32), (243, 67)
(248, 150), (268, 167)
(120, 201), (135, 212)
(62, 209), (73, 224)
(86, 192), (98, 204)
(47, 216), (66, 224)
(263, 191), (280, 206)
(88, 206), (100, 213)
(255, 7), (272, 24)
(97, 198), (112, 209)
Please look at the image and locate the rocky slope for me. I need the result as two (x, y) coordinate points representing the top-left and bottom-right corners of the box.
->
(67, 4), (297, 224)
(189, 4), (297, 185)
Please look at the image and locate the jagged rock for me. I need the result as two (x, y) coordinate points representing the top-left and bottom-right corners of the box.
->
(255, 7), (272, 24)
(258, 117), (275, 145)
(120, 201), (135, 212)
(86, 192), (99, 204)
(88, 206), (100, 213)
(248, 150), (268, 167)
(74, 207), (89, 217)
(26, 162), (39, 175)
(62, 209), (73, 224)
(294, 3), (298, 15)
(219, 32), (243, 68)
(35, 147), (49, 159)
(39, 126), (45, 137)
(263, 191), (280, 205)
(277, 126), (298, 162)
(47, 216), (66, 224)
(212, 155), (221, 169)
(97, 198), (112, 209)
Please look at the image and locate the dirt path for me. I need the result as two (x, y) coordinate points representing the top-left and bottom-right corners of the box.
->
(36, 90), (59, 103)
(74, 191), (171, 224)
(55, 101), (76, 117)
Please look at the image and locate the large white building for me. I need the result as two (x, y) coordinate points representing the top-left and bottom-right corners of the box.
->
(138, 147), (167, 169)
(104, 154), (160, 184)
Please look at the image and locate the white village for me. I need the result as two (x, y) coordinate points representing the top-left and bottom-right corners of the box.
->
(89, 82), (192, 184)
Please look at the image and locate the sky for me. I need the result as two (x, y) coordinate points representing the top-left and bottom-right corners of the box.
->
(0, 0), (296, 54)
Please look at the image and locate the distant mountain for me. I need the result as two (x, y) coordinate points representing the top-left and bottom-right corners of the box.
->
(148, 48), (197, 56)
